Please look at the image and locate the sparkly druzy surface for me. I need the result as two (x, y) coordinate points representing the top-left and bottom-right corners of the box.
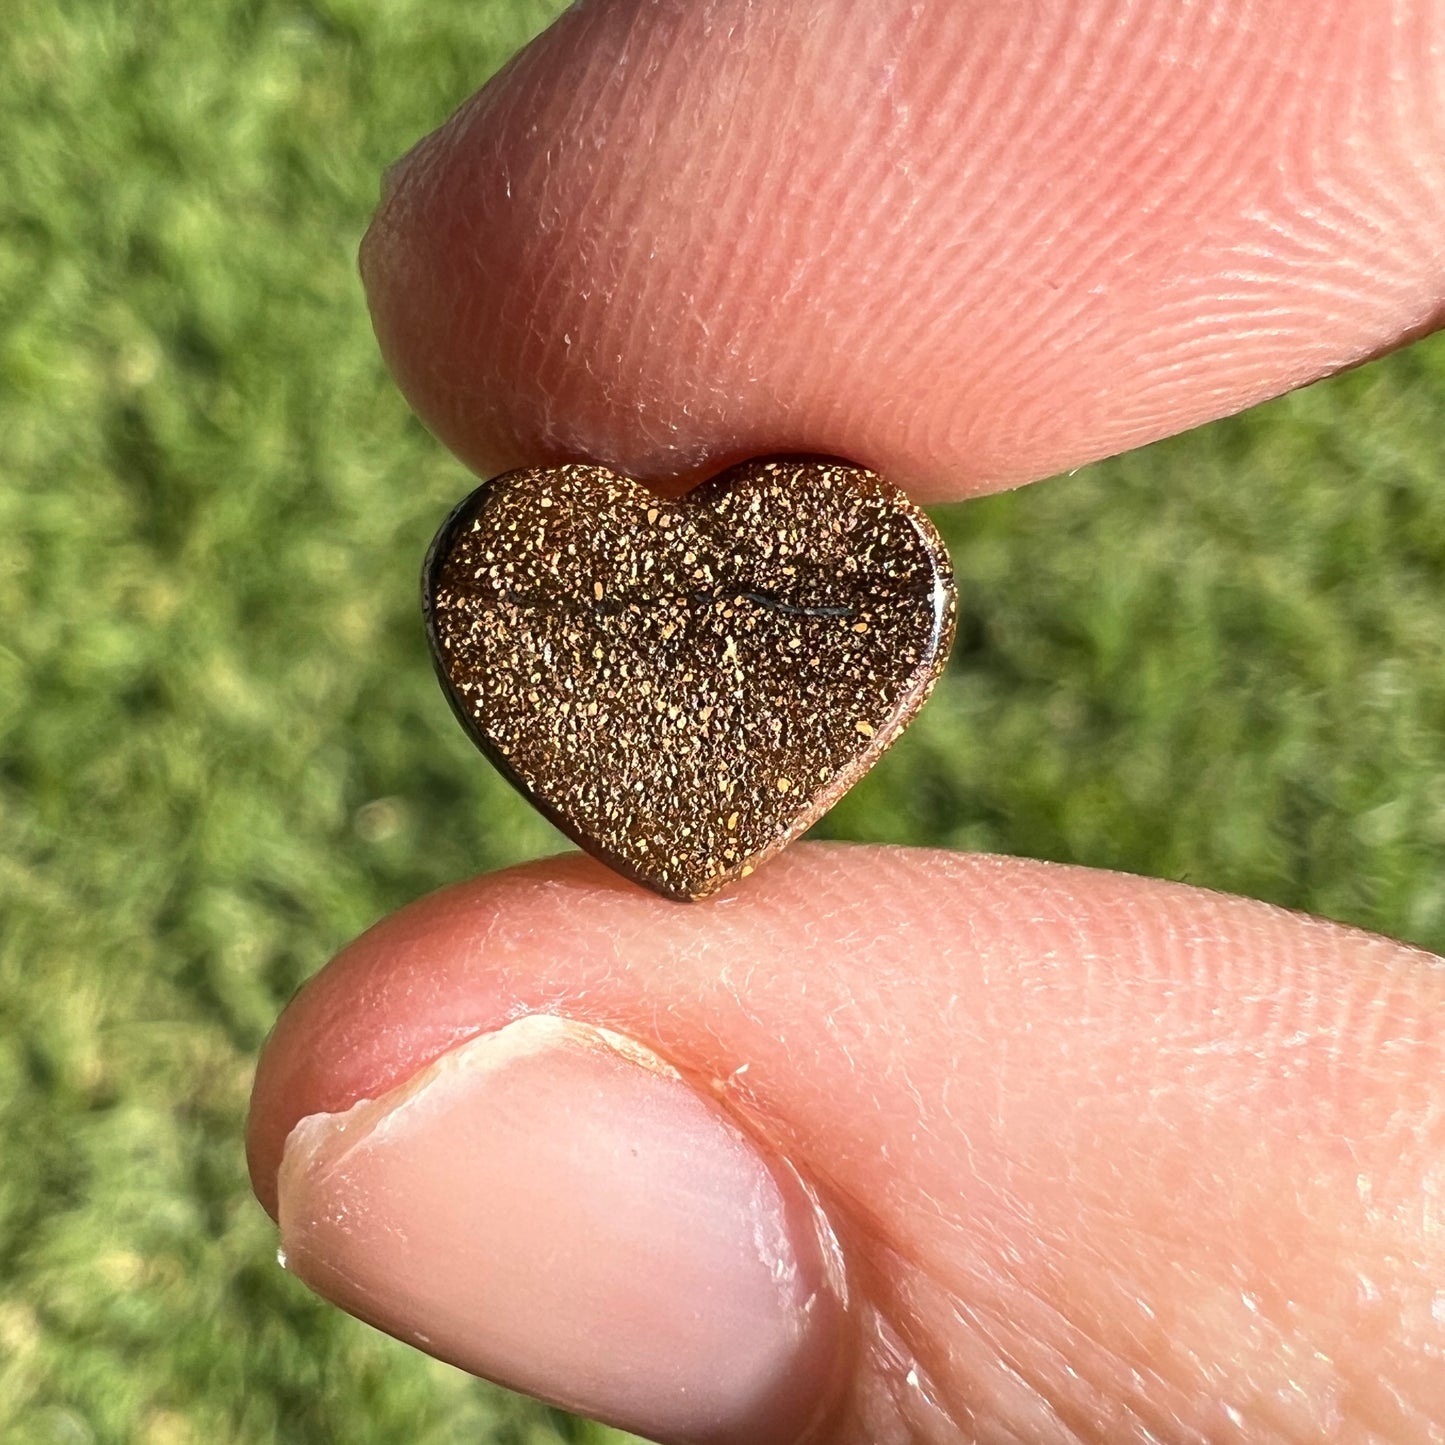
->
(424, 458), (956, 900)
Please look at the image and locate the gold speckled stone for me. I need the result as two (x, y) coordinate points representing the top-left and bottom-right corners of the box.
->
(423, 457), (956, 901)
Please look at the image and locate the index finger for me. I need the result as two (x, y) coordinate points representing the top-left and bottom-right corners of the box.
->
(361, 0), (1445, 500)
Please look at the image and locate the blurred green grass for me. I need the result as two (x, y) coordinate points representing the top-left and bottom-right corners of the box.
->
(1, 0), (1443, 1442)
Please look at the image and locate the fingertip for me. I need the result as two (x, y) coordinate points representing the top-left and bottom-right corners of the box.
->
(362, 0), (1445, 500)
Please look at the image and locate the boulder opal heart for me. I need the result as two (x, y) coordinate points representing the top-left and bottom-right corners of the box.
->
(423, 457), (956, 901)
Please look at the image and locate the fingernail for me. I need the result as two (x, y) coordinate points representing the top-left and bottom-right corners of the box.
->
(277, 1016), (847, 1445)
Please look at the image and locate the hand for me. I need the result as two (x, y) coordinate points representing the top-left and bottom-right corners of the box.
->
(247, 3), (1445, 1441)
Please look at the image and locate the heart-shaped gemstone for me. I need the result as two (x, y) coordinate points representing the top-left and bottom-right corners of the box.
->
(423, 457), (956, 900)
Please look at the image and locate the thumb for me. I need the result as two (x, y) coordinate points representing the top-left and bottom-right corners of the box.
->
(247, 847), (1445, 1443)
(361, 0), (1445, 498)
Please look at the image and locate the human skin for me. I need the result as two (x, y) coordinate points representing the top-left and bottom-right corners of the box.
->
(248, 2), (1445, 1441)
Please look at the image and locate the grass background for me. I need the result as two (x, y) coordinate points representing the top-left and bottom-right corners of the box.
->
(2, 0), (1443, 1441)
